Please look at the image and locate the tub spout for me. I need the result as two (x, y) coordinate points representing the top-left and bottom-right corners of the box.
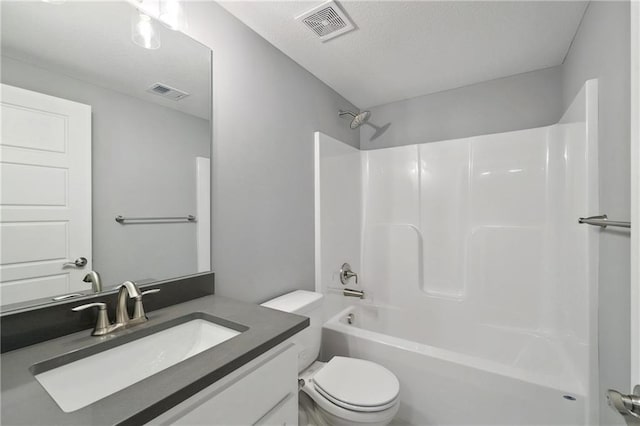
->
(344, 288), (364, 299)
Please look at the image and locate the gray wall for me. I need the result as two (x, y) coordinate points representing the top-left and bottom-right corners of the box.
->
(360, 66), (564, 149)
(182, 1), (360, 303)
(562, 2), (631, 425)
(1, 56), (211, 289)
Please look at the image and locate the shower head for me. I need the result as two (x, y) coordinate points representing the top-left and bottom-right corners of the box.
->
(339, 110), (371, 129)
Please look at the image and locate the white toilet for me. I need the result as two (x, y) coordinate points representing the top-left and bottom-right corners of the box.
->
(261, 290), (400, 426)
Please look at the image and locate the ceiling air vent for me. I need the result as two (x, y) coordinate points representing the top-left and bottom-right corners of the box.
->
(147, 83), (190, 101)
(296, 0), (355, 42)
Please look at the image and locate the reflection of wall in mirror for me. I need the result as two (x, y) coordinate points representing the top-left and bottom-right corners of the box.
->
(1, 55), (211, 290)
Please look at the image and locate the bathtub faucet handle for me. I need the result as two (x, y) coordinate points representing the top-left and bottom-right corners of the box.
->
(340, 263), (358, 285)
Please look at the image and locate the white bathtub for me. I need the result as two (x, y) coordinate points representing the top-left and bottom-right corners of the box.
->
(321, 304), (587, 425)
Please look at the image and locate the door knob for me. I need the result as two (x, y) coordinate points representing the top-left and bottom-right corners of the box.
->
(607, 385), (640, 425)
(63, 257), (88, 268)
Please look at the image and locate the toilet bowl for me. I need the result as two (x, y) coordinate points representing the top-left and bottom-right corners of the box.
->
(300, 358), (400, 426)
(261, 290), (400, 426)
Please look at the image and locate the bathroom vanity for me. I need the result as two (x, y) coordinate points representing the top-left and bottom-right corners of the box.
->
(151, 342), (298, 425)
(0, 292), (307, 425)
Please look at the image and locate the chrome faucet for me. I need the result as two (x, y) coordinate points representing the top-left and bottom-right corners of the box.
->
(340, 263), (358, 285)
(83, 271), (103, 293)
(72, 281), (160, 336)
(116, 280), (143, 325)
(339, 263), (363, 298)
(343, 288), (365, 299)
(133, 288), (160, 321)
(71, 302), (120, 336)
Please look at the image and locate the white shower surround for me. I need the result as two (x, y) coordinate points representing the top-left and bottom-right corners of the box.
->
(314, 80), (599, 424)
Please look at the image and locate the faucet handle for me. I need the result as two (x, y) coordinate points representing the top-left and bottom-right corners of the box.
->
(72, 302), (111, 336)
(133, 288), (160, 320)
(72, 302), (107, 312)
(340, 263), (358, 285)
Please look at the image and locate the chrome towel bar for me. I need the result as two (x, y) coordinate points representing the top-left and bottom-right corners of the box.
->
(115, 215), (196, 224)
(578, 215), (631, 229)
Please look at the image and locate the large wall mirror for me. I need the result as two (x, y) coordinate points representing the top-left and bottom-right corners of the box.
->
(0, 1), (212, 311)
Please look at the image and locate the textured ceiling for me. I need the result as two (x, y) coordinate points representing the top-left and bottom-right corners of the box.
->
(219, 1), (588, 108)
(1, 1), (211, 119)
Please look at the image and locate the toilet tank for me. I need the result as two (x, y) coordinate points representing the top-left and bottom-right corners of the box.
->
(261, 290), (323, 373)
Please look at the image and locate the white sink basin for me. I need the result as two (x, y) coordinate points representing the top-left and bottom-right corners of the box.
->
(34, 319), (241, 412)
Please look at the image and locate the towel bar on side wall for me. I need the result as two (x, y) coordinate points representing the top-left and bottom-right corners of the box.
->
(115, 215), (196, 224)
(578, 215), (631, 229)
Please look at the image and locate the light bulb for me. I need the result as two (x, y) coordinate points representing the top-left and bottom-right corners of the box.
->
(159, 0), (185, 31)
(131, 11), (160, 50)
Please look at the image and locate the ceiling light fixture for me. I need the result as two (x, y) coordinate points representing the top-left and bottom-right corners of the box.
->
(129, 0), (186, 49)
(159, 0), (185, 31)
(131, 10), (160, 50)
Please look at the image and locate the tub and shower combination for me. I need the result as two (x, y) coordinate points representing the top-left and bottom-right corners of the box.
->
(314, 81), (599, 425)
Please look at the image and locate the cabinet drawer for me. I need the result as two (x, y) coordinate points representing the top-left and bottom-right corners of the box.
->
(255, 392), (298, 426)
(150, 343), (297, 425)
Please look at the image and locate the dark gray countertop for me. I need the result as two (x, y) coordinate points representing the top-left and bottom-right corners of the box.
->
(1, 294), (308, 425)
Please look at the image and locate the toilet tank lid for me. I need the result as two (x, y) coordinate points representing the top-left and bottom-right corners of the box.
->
(260, 290), (323, 314)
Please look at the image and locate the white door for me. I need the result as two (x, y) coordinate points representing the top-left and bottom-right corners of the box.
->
(0, 84), (92, 306)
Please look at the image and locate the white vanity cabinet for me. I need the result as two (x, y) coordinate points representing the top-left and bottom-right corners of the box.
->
(149, 343), (298, 426)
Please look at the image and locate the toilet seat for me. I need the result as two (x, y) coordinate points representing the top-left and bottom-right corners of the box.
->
(300, 357), (400, 424)
(314, 383), (399, 412)
(312, 357), (400, 412)
(304, 383), (399, 424)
